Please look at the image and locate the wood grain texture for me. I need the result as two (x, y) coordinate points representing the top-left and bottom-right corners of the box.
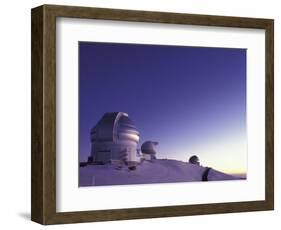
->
(31, 6), (44, 224)
(265, 20), (274, 210)
(31, 4), (274, 225)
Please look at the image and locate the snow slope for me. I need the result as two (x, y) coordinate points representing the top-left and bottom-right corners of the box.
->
(79, 159), (242, 186)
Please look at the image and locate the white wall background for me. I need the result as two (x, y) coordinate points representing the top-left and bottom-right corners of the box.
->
(0, 0), (279, 229)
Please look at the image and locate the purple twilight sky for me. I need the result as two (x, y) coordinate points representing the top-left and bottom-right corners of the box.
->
(79, 42), (247, 174)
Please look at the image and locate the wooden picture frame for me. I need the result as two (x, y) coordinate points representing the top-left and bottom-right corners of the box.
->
(31, 4), (274, 225)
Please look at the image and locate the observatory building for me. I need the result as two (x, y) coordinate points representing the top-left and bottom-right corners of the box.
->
(141, 141), (158, 160)
(189, 155), (200, 165)
(89, 112), (141, 164)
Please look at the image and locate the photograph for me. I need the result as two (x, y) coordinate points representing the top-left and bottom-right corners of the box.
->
(78, 41), (247, 187)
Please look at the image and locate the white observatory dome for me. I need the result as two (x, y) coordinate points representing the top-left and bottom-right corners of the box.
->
(141, 141), (158, 155)
(89, 112), (140, 164)
(90, 112), (139, 144)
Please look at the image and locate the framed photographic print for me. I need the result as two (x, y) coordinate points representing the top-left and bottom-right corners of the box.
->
(31, 4), (274, 225)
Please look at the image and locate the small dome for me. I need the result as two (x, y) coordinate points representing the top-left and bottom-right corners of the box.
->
(141, 141), (158, 155)
(189, 155), (200, 165)
(91, 112), (139, 143)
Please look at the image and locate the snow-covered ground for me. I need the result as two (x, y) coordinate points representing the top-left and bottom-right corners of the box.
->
(79, 159), (243, 186)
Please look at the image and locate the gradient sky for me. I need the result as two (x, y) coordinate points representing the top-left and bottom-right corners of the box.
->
(79, 42), (247, 175)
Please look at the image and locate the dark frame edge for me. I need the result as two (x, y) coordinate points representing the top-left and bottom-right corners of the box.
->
(265, 19), (274, 210)
(41, 4), (273, 28)
(31, 5), (44, 224)
(31, 5), (57, 225)
(45, 200), (272, 225)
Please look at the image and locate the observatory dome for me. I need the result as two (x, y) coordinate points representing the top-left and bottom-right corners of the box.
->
(91, 112), (140, 144)
(189, 155), (200, 165)
(141, 141), (158, 155)
(89, 112), (140, 164)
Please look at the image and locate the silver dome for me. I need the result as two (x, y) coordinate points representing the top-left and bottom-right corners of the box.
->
(141, 141), (158, 155)
(91, 112), (140, 143)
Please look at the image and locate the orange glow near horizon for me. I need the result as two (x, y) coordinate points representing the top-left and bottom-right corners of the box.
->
(157, 129), (247, 176)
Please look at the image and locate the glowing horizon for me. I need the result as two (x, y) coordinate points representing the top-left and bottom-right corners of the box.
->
(140, 118), (247, 175)
(157, 134), (247, 175)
